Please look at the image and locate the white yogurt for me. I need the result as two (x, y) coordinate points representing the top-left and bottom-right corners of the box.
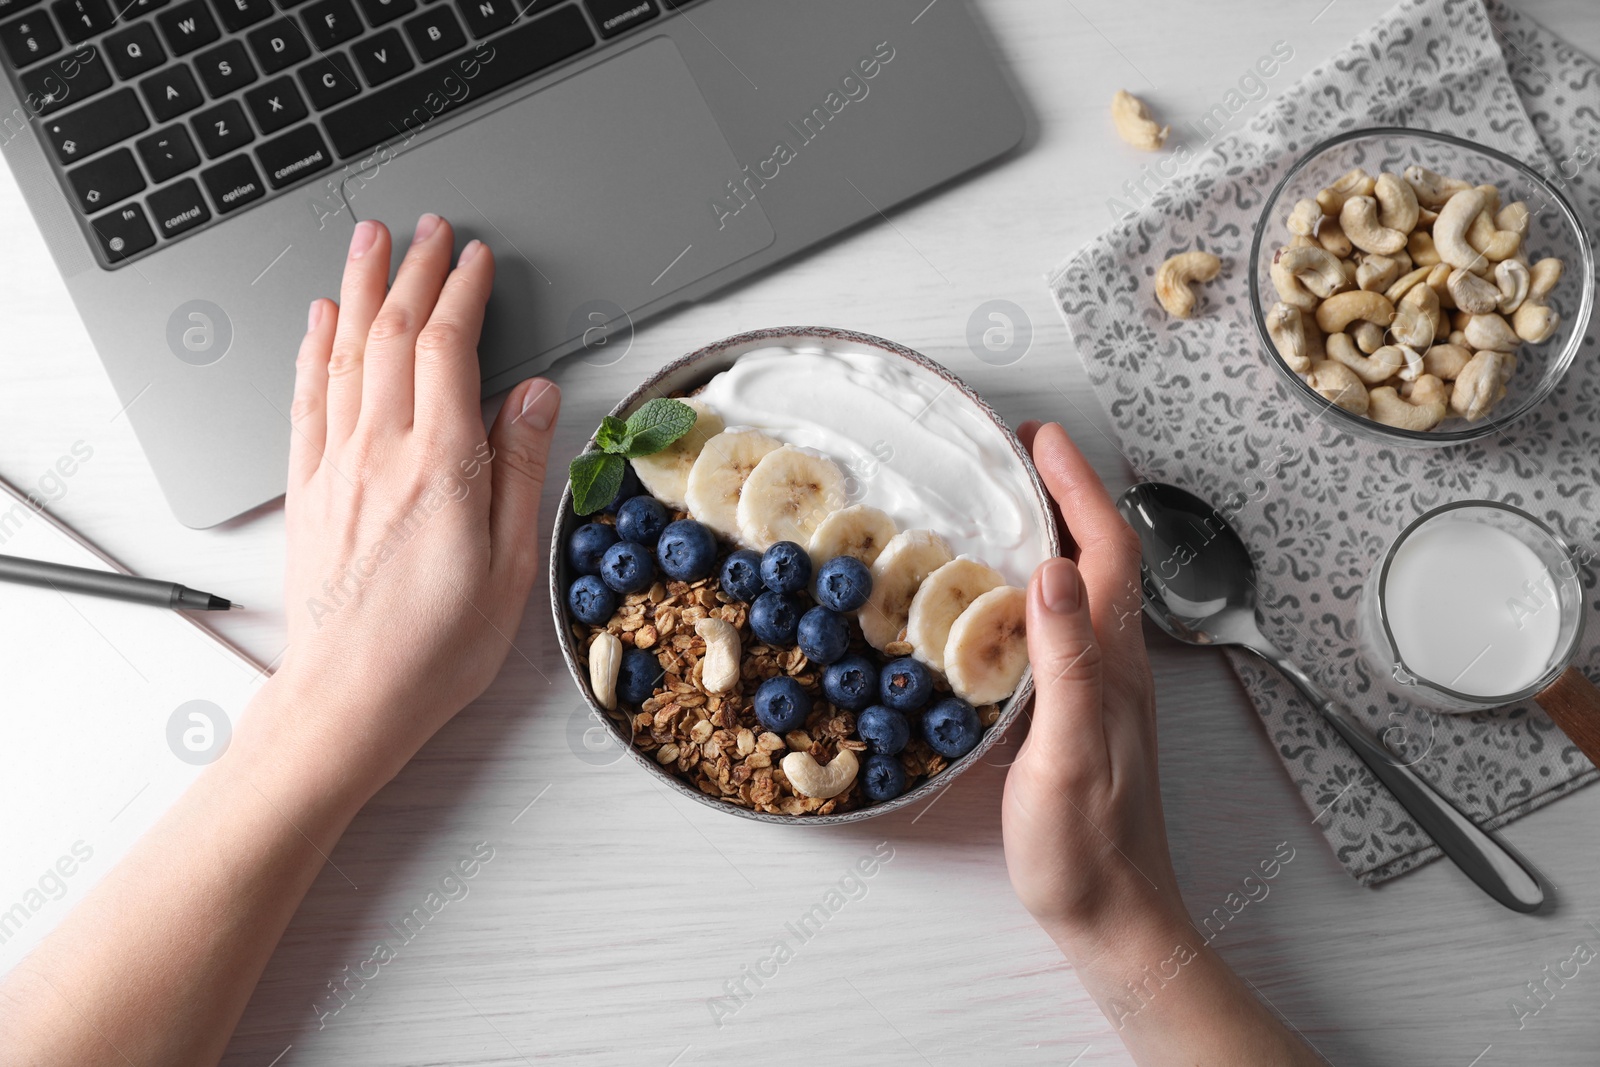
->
(693, 345), (1049, 585)
(1383, 518), (1562, 697)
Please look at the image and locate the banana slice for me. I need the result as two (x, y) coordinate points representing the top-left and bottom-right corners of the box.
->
(735, 445), (847, 551)
(684, 429), (782, 541)
(860, 530), (954, 651)
(807, 504), (898, 569)
(944, 586), (1028, 705)
(904, 557), (1005, 671)
(629, 398), (725, 510)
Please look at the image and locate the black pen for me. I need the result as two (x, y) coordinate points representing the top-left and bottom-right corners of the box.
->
(0, 553), (241, 611)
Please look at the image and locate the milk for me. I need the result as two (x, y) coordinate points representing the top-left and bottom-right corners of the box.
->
(1382, 518), (1562, 697)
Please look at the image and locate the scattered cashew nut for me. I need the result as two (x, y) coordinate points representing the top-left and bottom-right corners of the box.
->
(781, 748), (859, 799)
(1316, 167), (1376, 214)
(1327, 331), (1406, 385)
(1155, 250), (1222, 318)
(1369, 374), (1448, 431)
(1404, 165), (1471, 208)
(1494, 259), (1530, 314)
(694, 617), (741, 695)
(1462, 312), (1521, 352)
(1287, 199), (1322, 237)
(1467, 208), (1521, 262)
(1271, 245), (1348, 309)
(1340, 195), (1408, 255)
(1422, 343), (1472, 380)
(1315, 289), (1395, 334)
(1375, 172), (1420, 233)
(1357, 254), (1401, 293)
(1304, 360), (1369, 414)
(1390, 283), (1439, 349)
(1528, 257), (1564, 303)
(1432, 188), (1490, 271)
(588, 631), (622, 711)
(1266, 301), (1312, 373)
(1447, 267), (1501, 315)
(1512, 302), (1560, 343)
(1449, 351), (1512, 421)
(1111, 89), (1169, 150)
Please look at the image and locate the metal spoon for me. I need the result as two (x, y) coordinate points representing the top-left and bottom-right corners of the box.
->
(1116, 481), (1544, 913)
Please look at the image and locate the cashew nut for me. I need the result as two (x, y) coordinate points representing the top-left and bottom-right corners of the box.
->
(1374, 172), (1420, 233)
(1317, 167), (1376, 214)
(1316, 290), (1395, 334)
(1422, 343), (1472, 380)
(1327, 331), (1407, 384)
(1462, 312), (1521, 352)
(1266, 301), (1311, 373)
(1369, 375), (1448, 431)
(1432, 189), (1490, 271)
(1495, 201), (1530, 237)
(1340, 195), (1408, 255)
(1356, 254), (1401, 293)
(1449, 351), (1511, 421)
(1390, 283), (1439, 349)
(1448, 329), (1469, 348)
(1303, 360), (1369, 414)
(1270, 246), (1341, 310)
(588, 631), (622, 711)
(1404, 166), (1472, 208)
(1467, 208), (1520, 262)
(1384, 266), (1432, 304)
(1155, 251), (1222, 318)
(1494, 259), (1530, 314)
(1425, 262), (1454, 309)
(1528, 258), (1564, 303)
(1415, 205), (1439, 229)
(1286, 198), (1323, 237)
(1408, 230), (1441, 267)
(1111, 89), (1168, 150)
(695, 617), (741, 695)
(1447, 267), (1501, 315)
(1512, 302), (1560, 343)
(1317, 217), (1354, 259)
(781, 748), (859, 799)
(1352, 320), (1386, 354)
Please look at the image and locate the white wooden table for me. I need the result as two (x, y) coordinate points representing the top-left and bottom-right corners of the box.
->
(5, 2), (1600, 1063)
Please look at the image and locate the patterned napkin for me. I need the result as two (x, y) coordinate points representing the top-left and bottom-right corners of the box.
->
(1048, 0), (1600, 885)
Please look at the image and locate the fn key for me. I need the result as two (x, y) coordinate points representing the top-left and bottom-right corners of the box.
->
(89, 202), (156, 262)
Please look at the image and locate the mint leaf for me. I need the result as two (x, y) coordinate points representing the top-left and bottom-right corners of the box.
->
(623, 398), (697, 458)
(595, 415), (633, 454)
(570, 451), (624, 516)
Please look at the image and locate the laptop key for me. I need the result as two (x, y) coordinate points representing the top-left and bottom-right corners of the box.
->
(66, 144), (144, 212)
(583, 0), (653, 39)
(135, 121), (199, 180)
(353, 0), (410, 27)
(351, 26), (408, 85)
(119, 0), (172, 15)
(0, 0), (44, 19)
(193, 38), (252, 93)
(243, 73), (304, 132)
(451, 0), (507, 38)
(49, 0), (110, 42)
(299, 0), (356, 48)
(296, 50), (356, 108)
(255, 120), (328, 186)
(190, 97), (251, 156)
(322, 4), (592, 158)
(402, 4), (458, 62)
(17, 42), (109, 114)
(157, 0), (220, 55)
(146, 176), (210, 236)
(103, 22), (164, 78)
(1, 12), (61, 67)
(246, 15), (307, 72)
(199, 152), (263, 212)
(88, 200), (156, 261)
(43, 86), (147, 164)
(209, 0), (272, 33)
(139, 62), (203, 121)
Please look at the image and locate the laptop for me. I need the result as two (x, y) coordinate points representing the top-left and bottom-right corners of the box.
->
(0, 0), (1025, 527)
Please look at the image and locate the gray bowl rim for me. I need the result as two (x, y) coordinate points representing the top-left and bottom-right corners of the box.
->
(548, 325), (1062, 825)
(1247, 125), (1596, 446)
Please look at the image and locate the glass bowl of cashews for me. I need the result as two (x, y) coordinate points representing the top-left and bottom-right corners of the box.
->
(1249, 127), (1594, 444)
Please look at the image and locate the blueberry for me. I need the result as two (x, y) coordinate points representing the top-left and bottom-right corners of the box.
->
(822, 654), (879, 712)
(754, 676), (811, 733)
(879, 657), (933, 711)
(749, 591), (800, 645)
(567, 575), (617, 626)
(923, 697), (982, 759)
(617, 648), (664, 705)
(861, 753), (907, 803)
(656, 519), (717, 581)
(615, 496), (671, 546)
(856, 705), (910, 755)
(600, 541), (655, 594)
(567, 522), (619, 576)
(815, 555), (872, 612)
(760, 541), (812, 594)
(600, 463), (643, 514)
(719, 549), (765, 602)
(797, 606), (851, 664)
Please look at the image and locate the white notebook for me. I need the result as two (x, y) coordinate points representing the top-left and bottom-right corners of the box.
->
(0, 477), (266, 972)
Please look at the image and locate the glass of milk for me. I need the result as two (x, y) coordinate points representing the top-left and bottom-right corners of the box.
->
(1360, 501), (1587, 712)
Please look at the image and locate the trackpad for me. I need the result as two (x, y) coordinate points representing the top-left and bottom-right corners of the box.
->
(349, 36), (774, 382)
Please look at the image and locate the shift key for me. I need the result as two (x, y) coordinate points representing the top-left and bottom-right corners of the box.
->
(43, 87), (148, 165)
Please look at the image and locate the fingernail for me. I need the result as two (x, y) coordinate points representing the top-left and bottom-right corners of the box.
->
(349, 220), (378, 260)
(1041, 558), (1081, 614)
(458, 239), (483, 266)
(518, 378), (560, 431)
(307, 299), (322, 331)
(412, 213), (440, 244)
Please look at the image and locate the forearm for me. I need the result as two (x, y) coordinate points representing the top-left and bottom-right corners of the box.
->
(1052, 917), (1325, 1066)
(0, 680), (371, 1066)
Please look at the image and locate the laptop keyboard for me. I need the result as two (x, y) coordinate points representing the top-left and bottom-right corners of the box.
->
(1, 0), (697, 266)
